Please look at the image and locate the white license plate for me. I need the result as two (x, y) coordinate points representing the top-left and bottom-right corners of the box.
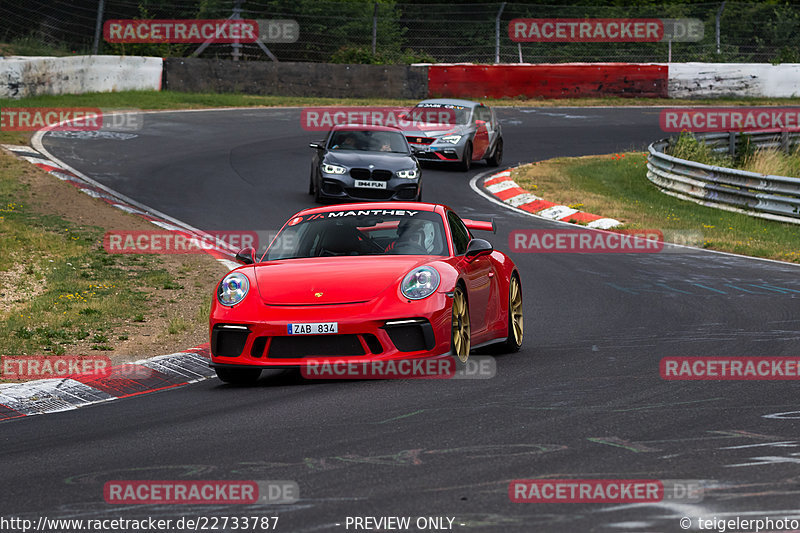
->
(287, 322), (338, 335)
(354, 180), (387, 189)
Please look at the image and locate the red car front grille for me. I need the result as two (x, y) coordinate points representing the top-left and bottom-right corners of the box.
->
(262, 334), (383, 358)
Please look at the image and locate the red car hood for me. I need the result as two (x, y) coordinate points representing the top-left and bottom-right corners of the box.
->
(254, 256), (430, 305)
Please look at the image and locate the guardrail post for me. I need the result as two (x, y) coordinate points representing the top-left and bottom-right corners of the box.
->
(728, 131), (736, 157)
(782, 131), (789, 154)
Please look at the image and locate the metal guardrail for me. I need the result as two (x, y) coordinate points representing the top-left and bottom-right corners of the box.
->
(646, 132), (800, 225)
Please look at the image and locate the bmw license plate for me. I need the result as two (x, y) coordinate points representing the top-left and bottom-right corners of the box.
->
(288, 322), (338, 335)
(354, 180), (387, 189)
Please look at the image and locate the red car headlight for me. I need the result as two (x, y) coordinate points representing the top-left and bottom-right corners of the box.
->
(401, 266), (440, 300)
(217, 272), (250, 306)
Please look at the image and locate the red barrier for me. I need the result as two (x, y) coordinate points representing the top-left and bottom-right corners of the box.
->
(427, 63), (668, 99)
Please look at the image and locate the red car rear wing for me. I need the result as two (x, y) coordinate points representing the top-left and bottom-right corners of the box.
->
(462, 218), (496, 233)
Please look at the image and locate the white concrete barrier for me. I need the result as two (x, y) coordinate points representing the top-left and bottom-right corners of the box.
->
(669, 63), (800, 98)
(0, 56), (162, 99)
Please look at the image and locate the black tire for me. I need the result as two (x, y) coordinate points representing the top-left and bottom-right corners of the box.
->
(502, 274), (523, 353)
(486, 137), (503, 167)
(313, 175), (323, 203)
(308, 168), (315, 195)
(459, 143), (472, 172)
(215, 367), (262, 384)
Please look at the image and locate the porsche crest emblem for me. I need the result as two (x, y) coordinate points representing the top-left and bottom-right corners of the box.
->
(314, 292), (324, 298)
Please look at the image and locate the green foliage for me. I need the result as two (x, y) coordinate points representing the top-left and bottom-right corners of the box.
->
(666, 132), (732, 167)
(667, 131), (800, 178)
(330, 46), (436, 64)
(103, 5), (190, 58)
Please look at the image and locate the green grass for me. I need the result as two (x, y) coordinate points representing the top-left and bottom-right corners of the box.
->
(0, 155), (188, 356)
(513, 152), (800, 263)
(167, 316), (189, 335)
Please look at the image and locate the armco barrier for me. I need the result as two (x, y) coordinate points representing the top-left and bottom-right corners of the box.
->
(0, 56), (162, 99)
(427, 63), (668, 99)
(163, 58), (427, 99)
(646, 132), (800, 224)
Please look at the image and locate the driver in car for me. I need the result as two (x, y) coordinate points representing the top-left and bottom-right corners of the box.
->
(385, 219), (435, 254)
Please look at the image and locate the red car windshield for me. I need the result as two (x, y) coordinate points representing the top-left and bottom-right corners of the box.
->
(264, 210), (448, 260)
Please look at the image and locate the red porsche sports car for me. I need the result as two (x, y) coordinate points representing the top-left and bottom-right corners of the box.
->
(209, 202), (523, 384)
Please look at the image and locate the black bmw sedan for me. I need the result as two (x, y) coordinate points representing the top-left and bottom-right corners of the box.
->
(308, 124), (422, 203)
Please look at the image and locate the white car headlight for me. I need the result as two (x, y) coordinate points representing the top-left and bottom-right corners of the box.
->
(217, 272), (250, 306)
(396, 168), (418, 179)
(440, 135), (462, 144)
(322, 163), (347, 175)
(401, 266), (440, 300)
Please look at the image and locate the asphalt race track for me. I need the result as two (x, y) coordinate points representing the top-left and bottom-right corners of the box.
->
(1, 107), (799, 532)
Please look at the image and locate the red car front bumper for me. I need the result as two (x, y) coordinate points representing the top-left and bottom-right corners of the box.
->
(209, 292), (453, 369)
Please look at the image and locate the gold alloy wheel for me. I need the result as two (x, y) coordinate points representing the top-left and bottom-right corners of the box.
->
(451, 286), (471, 362)
(509, 275), (523, 347)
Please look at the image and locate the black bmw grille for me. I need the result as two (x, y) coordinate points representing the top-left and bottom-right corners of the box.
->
(350, 168), (370, 180)
(350, 168), (393, 181)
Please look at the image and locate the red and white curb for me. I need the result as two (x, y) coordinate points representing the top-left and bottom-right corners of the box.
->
(0, 345), (214, 422)
(482, 170), (621, 229)
(0, 142), (244, 421)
